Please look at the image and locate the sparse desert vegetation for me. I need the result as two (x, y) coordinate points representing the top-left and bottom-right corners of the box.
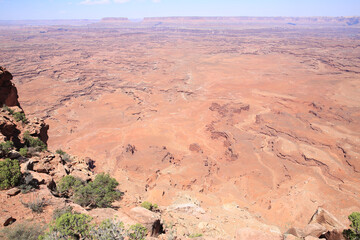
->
(57, 173), (123, 208)
(0, 158), (21, 190)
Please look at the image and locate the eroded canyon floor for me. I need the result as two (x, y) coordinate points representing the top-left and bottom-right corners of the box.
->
(1, 19), (360, 237)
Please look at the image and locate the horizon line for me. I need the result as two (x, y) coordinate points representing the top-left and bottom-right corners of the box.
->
(1, 15), (359, 21)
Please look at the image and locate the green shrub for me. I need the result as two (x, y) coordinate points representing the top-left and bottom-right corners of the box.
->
(92, 219), (125, 240)
(47, 212), (92, 239)
(19, 147), (28, 157)
(0, 222), (44, 240)
(55, 149), (72, 162)
(57, 175), (83, 197)
(0, 141), (14, 156)
(56, 149), (66, 155)
(344, 212), (360, 240)
(189, 233), (203, 238)
(2, 105), (28, 124)
(52, 206), (73, 220)
(73, 173), (122, 208)
(141, 201), (159, 212)
(13, 112), (28, 123)
(0, 158), (21, 190)
(23, 131), (47, 151)
(2, 105), (14, 114)
(127, 223), (147, 240)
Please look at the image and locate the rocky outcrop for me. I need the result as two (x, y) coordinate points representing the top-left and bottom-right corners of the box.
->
(24, 117), (49, 144)
(309, 207), (346, 232)
(6, 188), (20, 197)
(0, 66), (20, 107)
(0, 108), (49, 146)
(285, 208), (346, 240)
(129, 207), (163, 237)
(0, 67), (48, 145)
(324, 229), (346, 240)
(0, 110), (19, 142)
(304, 223), (327, 238)
(21, 152), (95, 185)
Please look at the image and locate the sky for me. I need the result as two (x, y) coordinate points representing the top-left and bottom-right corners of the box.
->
(0, 0), (359, 20)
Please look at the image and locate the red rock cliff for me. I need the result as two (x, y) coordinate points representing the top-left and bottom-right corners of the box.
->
(0, 66), (20, 107)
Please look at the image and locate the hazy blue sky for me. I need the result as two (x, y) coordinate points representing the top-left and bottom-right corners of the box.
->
(0, 0), (359, 20)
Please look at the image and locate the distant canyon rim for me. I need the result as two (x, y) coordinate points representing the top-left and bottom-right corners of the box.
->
(1, 16), (360, 234)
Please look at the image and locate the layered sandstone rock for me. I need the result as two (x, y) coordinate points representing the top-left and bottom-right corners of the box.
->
(0, 66), (20, 107)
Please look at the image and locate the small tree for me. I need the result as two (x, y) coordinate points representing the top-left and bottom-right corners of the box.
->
(0, 158), (21, 190)
(19, 147), (28, 157)
(0, 141), (14, 157)
(23, 131), (47, 152)
(73, 173), (122, 208)
(57, 175), (83, 197)
(41, 212), (92, 240)
(13, 112), (28, 123)
(141, 201), (159, 212)
(344, 212), (360, 240)
(56, 149), (66, 155)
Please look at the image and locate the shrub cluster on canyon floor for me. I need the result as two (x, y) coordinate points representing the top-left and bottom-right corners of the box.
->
(57, 173), (123, 208)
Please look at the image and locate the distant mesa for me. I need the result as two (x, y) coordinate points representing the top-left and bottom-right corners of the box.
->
(98, 16), (360, 27)
(346, 17), (359, 26)
(101, 17), (130, 22)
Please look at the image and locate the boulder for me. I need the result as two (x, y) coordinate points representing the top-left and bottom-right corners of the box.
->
(31, 156), (56, 174)
(304, 223), (327, 237)
(24, 117), (49, 144)
(324, 229), (346, 240)
(32, 161), (52, 173)
(0, 115), (17, 139)
(51, 163), (68, 182)
(236, 228), (283, 240)
(71, 169), (92, 182)
(6, 188), (20, 196)
(286, 227), (305, 238)
(30, 171), (53, 185)
(1, 215), (16, 226)
(20, 160), (33, 173)
(8, 150), (21, 159)
(129, 207), (162, 236)
(309, 208), (346, 231)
